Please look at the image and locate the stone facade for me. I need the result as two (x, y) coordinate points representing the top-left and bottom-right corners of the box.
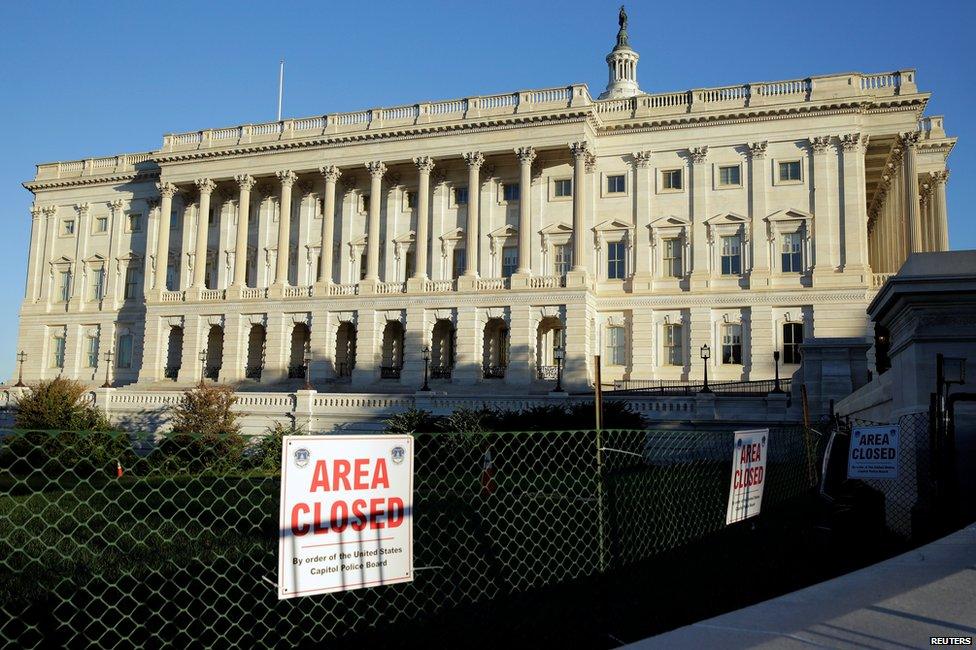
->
(15, 12), (956, 395)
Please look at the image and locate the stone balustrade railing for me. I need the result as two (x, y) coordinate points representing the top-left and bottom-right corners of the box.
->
(328, 283), (359, 296)
(377, 282), (405, 295)
(871, 273), (896, 289)
(423, 280), (454, 293)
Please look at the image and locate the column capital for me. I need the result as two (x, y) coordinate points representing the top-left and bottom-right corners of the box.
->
(320, 165), (342, 183)
(809, 136), (832, 155)
(842, 133), (869, 153)
(930, 169), (950, 185)
(748, 141), (768, 159)
(75, 202), (91, 215)
(898, 131), (920, 149)
(689, 146), (709, 164)
(30, 204), (42, 219)
(156, 182), (178, 199)
(569, 141), (591, 159)
(276, 170), (298, 187)
(413, 155), (436, 174)
(365, 161), (387, 178)
(234, 174), (256, 191)
(463, 151), (485, 169)
(41, 205), (58, 218)
(632, 150), (652, 168)
(514, 146), (537, 165)
(109, 198), (125, 212)
(195, 178), (216, 195)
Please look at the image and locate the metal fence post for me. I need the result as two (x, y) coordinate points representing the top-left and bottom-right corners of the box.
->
(595, 428), (607, 574)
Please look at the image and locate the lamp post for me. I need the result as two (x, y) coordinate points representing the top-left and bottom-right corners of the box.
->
(771, 350), (783, 393)
(14, 351), (26, 387)
(420, 345), (431, 392)
(101, 349), (114, 388)
(198, 349), (207, 387)
(699, 344), (712, 393)
(303, 348), (313, 391)
(553, 345), (566, 393)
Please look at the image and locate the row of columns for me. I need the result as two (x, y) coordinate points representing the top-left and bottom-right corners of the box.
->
(149, 143), (593, 297)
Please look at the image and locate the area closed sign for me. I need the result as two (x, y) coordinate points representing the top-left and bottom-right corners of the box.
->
(277, 435), (414, 600)
(726, 429), (768, 525)
(847, 425), (899, 480)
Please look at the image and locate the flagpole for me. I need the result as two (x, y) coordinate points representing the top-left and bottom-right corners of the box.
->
(277, 59), (284, 121)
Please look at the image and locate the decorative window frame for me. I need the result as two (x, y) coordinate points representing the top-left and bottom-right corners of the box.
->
(439, 226), (465, 279)
(704, 212), (751, 276)
(347, 233), (368, 280)
(47, 324), (68, 371)
(649, 215), (691, 279)
(49, 256), (74, 303)
(488, 224), (518, 277)
(713, 311), (748, 368)
(602, 314), (629, 368)
(392, 231), (416, 282)
(60, 218), (76, 238)
(714, 162), (743, 190)
(660, 315), (686, 368)
(657, 168), (685, 194)
(592, 219), (634, 282)
(600, 172), (629, 198)
(496, 180), (520, 206)
(539, 221), (574, 274)
(764, 208), (814, 276)
(449, 185), (468, 209)
(125, 212), (143, 234)
(401, 188), (417, 212)
(117, 254), (143, 300)
(773, 158), (805, 186)
(775, 310), (807, 367)
(83, 254), (108, 304)
(548, 177), (573, 202)
(91, 215), (110, 236)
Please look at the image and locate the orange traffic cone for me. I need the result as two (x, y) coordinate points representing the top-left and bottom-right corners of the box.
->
(116, 460), (123, 478)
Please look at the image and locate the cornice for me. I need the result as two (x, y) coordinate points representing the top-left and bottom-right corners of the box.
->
(24, 170), (159, 193)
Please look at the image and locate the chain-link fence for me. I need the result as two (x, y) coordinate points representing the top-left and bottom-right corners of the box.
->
(0, 425), (815, 648)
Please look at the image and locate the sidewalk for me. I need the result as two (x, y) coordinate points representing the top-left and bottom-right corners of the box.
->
(627, 522), (976, 649)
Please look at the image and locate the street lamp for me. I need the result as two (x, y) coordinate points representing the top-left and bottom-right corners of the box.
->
(101, 349), (114, 388)
(14, 351), (26, 387)
(198, 349), (207, 387)
(553, 345), (566, 393)
(699, 344), (712, 393)
(303, 348), (313, 391)
(420, 345), (431, 392)
(771, 350), (783, 393)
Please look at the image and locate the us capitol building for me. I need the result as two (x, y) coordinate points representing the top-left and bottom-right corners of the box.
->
(16, 9), (956, 397)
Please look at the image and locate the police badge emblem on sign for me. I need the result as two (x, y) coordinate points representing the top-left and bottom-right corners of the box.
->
(278, 435), (414, 599)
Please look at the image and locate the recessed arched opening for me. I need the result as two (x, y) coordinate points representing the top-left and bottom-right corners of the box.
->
(334, 322), (357, 378)
(482, 318), (509, 379)
(381, 321), (405, 379)
(536, 317), (565, 380)
(164, 326), (184, 380)
(431, 319), (456, 380)
(288, 323), (311, 378)
(245, 324), (266, 380)
(205, 325), (224, 380)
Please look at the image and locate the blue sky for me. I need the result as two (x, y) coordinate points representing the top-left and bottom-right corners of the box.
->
(0, 0), (973, 380)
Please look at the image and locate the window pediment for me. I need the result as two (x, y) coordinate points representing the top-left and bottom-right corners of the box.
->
(540, 221), (573, 236)
(592, 218), (634, 233)
(649, 215), (691, 229)
(393, 230), (416, 245)
(765, 208), (813, 239)
(705, 211), (749, 227)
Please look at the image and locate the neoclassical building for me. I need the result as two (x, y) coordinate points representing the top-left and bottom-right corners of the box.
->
(16, 11), (956, 394)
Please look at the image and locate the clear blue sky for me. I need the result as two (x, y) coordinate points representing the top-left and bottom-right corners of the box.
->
(0, 0), (973, 380)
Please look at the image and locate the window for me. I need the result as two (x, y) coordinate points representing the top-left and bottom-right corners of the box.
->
(722, 324), (743, 365)
(554, 244), (572, 275)
(91, 268), (105, 301)
(208, 207), (216, 226)
(170, 211), (180, 229)
(404, 251), (415, 279)
(58, 271), (71, 302)
(662, 169), (682, 190)
(554, 179), (572, 198)
(718, 165), (741, 187)
(606, 174), (626, 194)
(607, 241), (626, 280)
(359, 253), (368, 281)
(452, 248), (466, 279)
(454, 187), (468, 206)
(124, 267), (139, 299)
(406, 191), (417, 210)
(501, 246), (517, 279)
(95, 216), (108, 233)
(503, 183), (520, 202)
(781, 232), (803, 273)
(51, 334), (66, 369)
(86, 335), (99, 368)
(783, 323), (803, 364)
(606, 326), (626, 366)
(720, 235), (742, 275)
(664, 323), (683, 365)
(127, 214), (142, 233)
(779, 161), (802, 182)
(62, 220), (75, 236)
(360, 193), (371, 213)
(117, 334), (133, 369)
(166, 264), (177, 291)
(663, 238), (682, 278)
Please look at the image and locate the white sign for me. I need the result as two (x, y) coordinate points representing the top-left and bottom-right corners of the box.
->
(277, 435), (414, 600)
(847, 425), (899, 480)
(726, 428), (769, 525)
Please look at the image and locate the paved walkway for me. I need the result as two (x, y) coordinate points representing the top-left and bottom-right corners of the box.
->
(628, 522), (976, 649)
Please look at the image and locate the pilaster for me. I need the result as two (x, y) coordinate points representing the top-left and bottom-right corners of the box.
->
(689, 147), (710, 290)
(177, 316), (201, 384)
(748, 305), (774, 380)
(630, 307), (654, 380)
(137, 314), (165, 383)
(688, 306), (712, 385)
(453, 305), (481, 383)
(567, 142), (590, 286)
(264, 313), (290, 383)
(631, 151), (654, 290)
(563, 300), (594, 391)
(218, 313), (244, 383)
(315, 165), (341, 291)
(748, 141), (770, 287)
(506, 303), (533, 386)
(840, 133), (871, 281)
(401, 305), (426, 386)
(364, 162), (386, 283)
(351, 308), (380, 388)
(308, 310), (333, 382)
(70, 203), (91, 311)
(462, 152), (484, 279)
(809, 136), (837, 280)
(154, 183), (177, 296)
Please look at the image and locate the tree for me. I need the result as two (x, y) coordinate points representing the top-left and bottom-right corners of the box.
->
(161, 384), (244, 470)
(13, 377), (110, 431)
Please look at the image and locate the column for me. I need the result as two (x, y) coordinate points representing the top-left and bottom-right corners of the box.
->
(570, 143), (588, 275)
(230, 174), (255, 292)
(308, 310), (333, 381)
(748, 142), (769, 286)
(506, 304), (533, 386)
(137, 316), (165, 384)
(810, 136), (835, 279)
(25, 206), (44, 304)
(513, 147), (536, 281)
(631, 151), (653, 290)
(453, 306), (481, 383)
(401, 306), (426, 386)
(177, 316), (201, 384)
(271, 170), (297, 297)
(409, 156), (434, 289)
(460, 152), (484, 284)
(564, 301), (594, 391)
(104, 199), (125, 309)
(840, 133), (870, 277)
(630, 307), (654, 380)
(352, 309), (380, 387)
(919, 183), (932, 251)
(317, 165), (341, 287)
(900, 131), (923, 255)
(748, 306), (774, 380)
(217, 314), (244, 383)
(689, 147), (710, 289)
(264, 314), (289, 382)
(190, 178), (215, 296)
(363, 161), (386, 288)
(931, 170), (950, 251)
(154, 183), (177, 295)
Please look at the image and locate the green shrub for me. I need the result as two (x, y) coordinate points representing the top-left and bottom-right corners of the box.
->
(159, 384), (245, 471)
(255, 420), (306, 471)
(383, 408), (439, 434)
(13, 377), (111, 431)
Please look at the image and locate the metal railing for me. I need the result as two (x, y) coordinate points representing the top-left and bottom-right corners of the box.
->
(380, 366), (402, 379)
(610, 378), (793, 396)
(431, 366), (453, 380)
(538, 365), (559, 381)
(483, 365), (506, 379)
